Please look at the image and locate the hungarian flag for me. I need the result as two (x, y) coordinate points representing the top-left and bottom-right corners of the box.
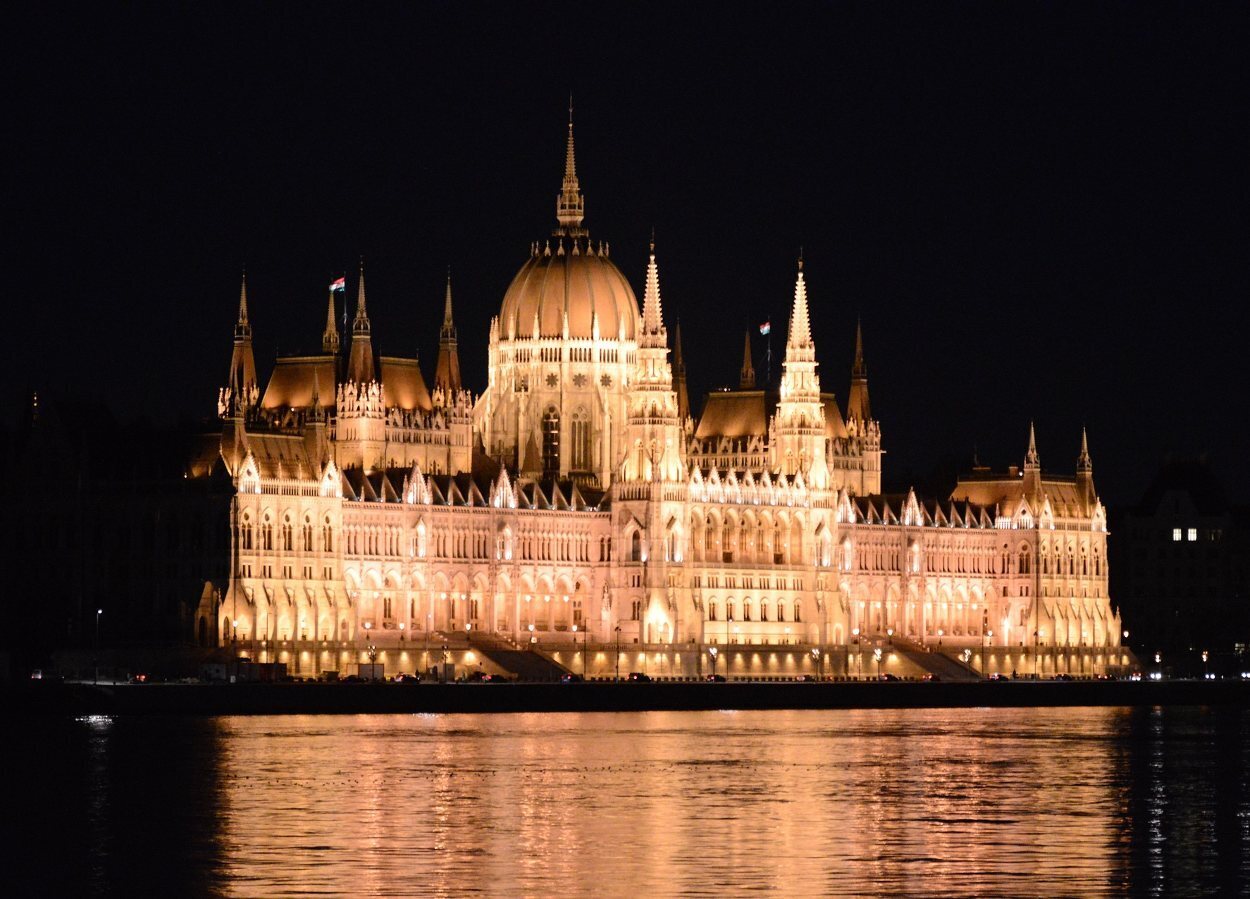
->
(329, 276), (346, 292)
(759, 321), (771, 335)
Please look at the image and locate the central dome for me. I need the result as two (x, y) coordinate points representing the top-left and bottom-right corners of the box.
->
(499, 242), (641, 341)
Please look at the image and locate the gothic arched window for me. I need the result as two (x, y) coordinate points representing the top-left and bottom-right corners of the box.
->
(570, 407), (591, 471)
(542, 407), (560, 474)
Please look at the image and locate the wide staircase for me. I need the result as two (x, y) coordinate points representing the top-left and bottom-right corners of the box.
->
(475, 643), (572, 681)
(886, 634), (982, 682)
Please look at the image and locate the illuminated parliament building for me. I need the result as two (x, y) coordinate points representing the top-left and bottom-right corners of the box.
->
(202, 116), (1128, 679)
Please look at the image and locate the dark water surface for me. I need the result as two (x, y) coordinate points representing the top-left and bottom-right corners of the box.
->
(11, 707), (1249, 896)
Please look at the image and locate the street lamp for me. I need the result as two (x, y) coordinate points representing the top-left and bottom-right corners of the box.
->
(465, 622), (472, 643)
(1202, 649), (1210, 679)
(709, 645), (718, 679)
(851, 627), (862, 678)
(811, 646), (822, 680)
(95, 608), (103, 684)
(615, 625), (622, 681)
(873, 647), (883, 679)
(937, 628), (944, 648)
(528, 623), (536, 645)
(232, 619), (239, 650)
(886, 627), (894, 646)
(984, 629), (993, 679)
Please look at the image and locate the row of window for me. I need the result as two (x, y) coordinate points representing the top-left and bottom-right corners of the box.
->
(706, 600), (803, 623)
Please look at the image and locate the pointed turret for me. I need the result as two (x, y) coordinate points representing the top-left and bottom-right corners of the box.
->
(739, 331), (756, 388)
(673, 320), (690, 421)
(322, 287), (340, 355)
(640, 232), (666, 348)
(1077, 426), (1092, 472)
(785, 254), (815, 360)
(434, 269), (462, 396)
(224, 271), (258, 416)
(772, 255), (827, 486)
(1075, 427), (1096, 511)
(347, 262), (375, 384)
(845, 318), (872, 423)
(555, 99), (586, 235)
(1023, 421), (1042, 498)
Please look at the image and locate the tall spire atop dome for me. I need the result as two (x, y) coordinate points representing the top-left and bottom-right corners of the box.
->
(555, 99), (586, 235)
(640, 230), (666, 346)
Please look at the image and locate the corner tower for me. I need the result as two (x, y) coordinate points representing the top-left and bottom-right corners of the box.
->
(771, 257), (829, 488)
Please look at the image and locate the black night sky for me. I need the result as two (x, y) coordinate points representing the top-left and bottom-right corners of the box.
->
(8, 3), (1249, 506)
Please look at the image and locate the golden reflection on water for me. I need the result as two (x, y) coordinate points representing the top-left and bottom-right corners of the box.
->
(210, 708), (1151, 896)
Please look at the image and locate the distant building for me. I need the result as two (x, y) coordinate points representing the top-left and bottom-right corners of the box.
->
(0, 397), (233, 670)
(202, 112), (1126, 678)
(1112, 458), (1250, 667)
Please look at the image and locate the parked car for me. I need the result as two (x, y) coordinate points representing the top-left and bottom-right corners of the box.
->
(794, 674), (817, 682)
(560, 673), (584, 683)
(394, 673), (421, 684)
(705, 674), (727, 683)
(627, 672), (652, 683)
(921, 673), (941, 682)
(1053, 673), (1074, 682)
(988, 672), (1010, 681)
(878, 673), (900, 682)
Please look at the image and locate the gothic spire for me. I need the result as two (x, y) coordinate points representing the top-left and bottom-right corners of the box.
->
(1025, 421), (1040, 467)
(673, 319), (690, 421)
(235, 270), (251, 338)
(322, 287), (340, 354)
(640, 231), (666, 346)
(441, 268), (456, 338)
(353, 261), (369, 332)
(784, 254), (815, 363)
(852, 317), (866, 378)
(434, 268), (462, 396)
(555, 99), (586, 234)
(739, 331), (756, 388)
(347, 261), (376, 384)
(1077, 426), (1092, 473)
(846, 317), (872, 423)
(225, 270), (257, 416)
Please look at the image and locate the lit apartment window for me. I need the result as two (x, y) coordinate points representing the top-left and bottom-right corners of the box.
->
(1172, 528), (1182, 542)
(1187, 528), (1197, 542)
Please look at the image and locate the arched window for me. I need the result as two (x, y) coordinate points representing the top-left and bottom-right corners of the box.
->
(722, 521), (734, 562)
(262, 515), (274, 551)
(241, 514), (253, 550)
(416, 521), (427, 558)
(303, 516), (314, 552)
(542, 407), (560, 474)
(1019, 546), (1031, 574)
(773, 522), (784, 564)
(708, 600), (718, 622)
(281, 515), (293, 552)
(777, 600), (785, 622)
(794, 601), (802, 623)
(760, 601), (769, 621)
(322, 517), (333, 552)
(570, 407), (592, 471)
(726, 600), (736, 622)
(630, 530), (642, 562)
(743, 600), (753, 622)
